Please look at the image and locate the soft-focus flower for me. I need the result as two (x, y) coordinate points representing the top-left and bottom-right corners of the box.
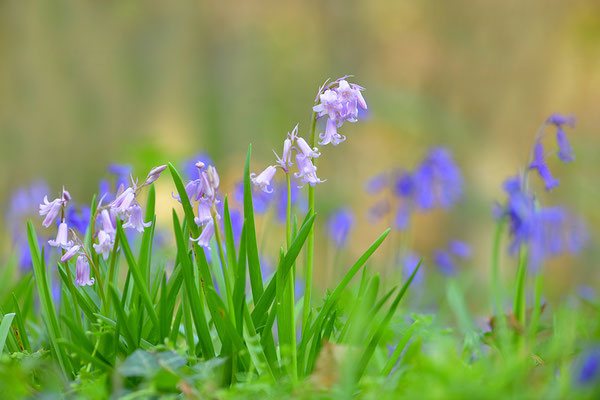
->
(60, 245), (81, 263)
(578, 349), (600, 384)
(182, 153), (214, 181)
(546, 112), (576, 129)
(403, 252), (424, 285)
(93, 230), (114, 260)
(365, 172), (389, 194)
(48, 222), (72, 249)
(412, 148), (463, 210)
(294, 154), (325, 187)
(555, 128), (574, 163)
(251, 166), (277, 193)
(234, 181), (274, 214)
(449, 240), (472, 258)
(75, 255), (95, 286)
(66, 206), (91, 234)
(327, 208), (354, 248)
(529, 142), (559, 191)
(191, 220), (215, 249)
(122, 204), (151, 233)
(99, 210), (116, 236)
(433, 249), (456, 276)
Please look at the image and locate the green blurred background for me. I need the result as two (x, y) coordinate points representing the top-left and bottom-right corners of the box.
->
(1, 0), (598, 298)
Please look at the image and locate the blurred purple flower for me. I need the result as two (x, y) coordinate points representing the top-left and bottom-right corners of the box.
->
(412, 148), (463, 210)
(66, 206), (91, 234)
(578, 349), (600, 384)
(546, 112), (576, 129)
(182, 153), (214, 181)
(365, 172), (389, 194)
(327, 208), (354, 248)
(403, 252), (424, 285)
(433, 249), (456, 276)
(529, 142), (559, 191)
(556, 128), (574, 163)
(449, 240), (472, 259)
(234, 181), (274, 215)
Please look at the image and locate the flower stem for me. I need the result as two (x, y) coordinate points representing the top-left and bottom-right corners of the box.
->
(302, 112), (318, 333)
(491, 218), (509, 350)
(285, 172), (297, 381)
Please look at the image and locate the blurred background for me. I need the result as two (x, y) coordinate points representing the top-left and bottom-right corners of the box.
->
(1, 0), (598, 308)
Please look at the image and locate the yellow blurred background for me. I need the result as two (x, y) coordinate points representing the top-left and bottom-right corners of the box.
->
(1, 0), (598, 298)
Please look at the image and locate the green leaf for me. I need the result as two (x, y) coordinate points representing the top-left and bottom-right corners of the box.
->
(243, 145), (264, 303)
(0, 313), (15, 355)
(118, 350), (161, 378)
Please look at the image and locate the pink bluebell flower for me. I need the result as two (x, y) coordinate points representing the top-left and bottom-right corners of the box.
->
(191, 220), (215, 249)
(319, 118), (346, 146)
(75, 255), (95, 286)
(93, 230), (114, 260)
(296, 136), (321, 159)
(194, 199), (213, 226)
(60, 245), (81, 263)
(251, 165), (278, 193)
(122, 204), (151, 233)
(39, 190), (70, 228)
(110, 187), (136, 215)
(294, 154), (325, 188)
(48, 222), (73, 249)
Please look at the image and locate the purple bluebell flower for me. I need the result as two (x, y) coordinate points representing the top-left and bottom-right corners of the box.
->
(182, 153), (214, 181)
(194, 199), (213, 227)
(93, 230), (114, 260)
(191, 220), (215, 249)
(449, 240), (472, 259)
(296, 136), (321, 159)
(394, 204), (411, 231)
(498, 175), (587, 270)
(546, 113), (576, 129)
(66, 206), (90, 234)
(433, 249), (456, 276)
(60, 245), (81, 263)
(39, 191), (69, 228)
(403, 252), (424, 285)
(99, 210), (116, 236)
(318, 118), (346, 146)
(250, 165), (277, 194)
(75, 255), (95, 286)
(394, 172), (415, 198)
(578, 349), (600, 384)
(555, 128), (574, 163)
(327, 208), (354, 248)
(110, 187), (136, 215)
(294, 154), (325, 188)
(529, 142), (559, 190)
(365, 172), (389, 194)
(122, 204), (151, 233)
(412, 148), (463, 210)
(48, 222), (72, 249)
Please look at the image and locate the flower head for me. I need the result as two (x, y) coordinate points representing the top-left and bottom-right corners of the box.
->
(60, 245), (81, 263)
(251, 165), (277, 194)
(191, 220), (215, 249)
(122, 204), (151, 233)
(93, 230), (115, 260)
(529, 142), (559, 190)
(144, 165), (167, 185)
(294, 154), (325, 188)
(327, 208), (354, 248)
(75, 255), (95, 286)
(39, 189), (70, 228)
(48, 222), (73, 249)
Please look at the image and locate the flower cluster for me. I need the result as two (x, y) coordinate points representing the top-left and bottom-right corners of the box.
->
(38, 165), (167, 286)
(366, 147), (463, 231)
(528, 112), (576, 190)
(496, 175), (586, 270)
(175, 161), (221, 249)
(251, 77), (367, 193)
(313, 77), (367, 146)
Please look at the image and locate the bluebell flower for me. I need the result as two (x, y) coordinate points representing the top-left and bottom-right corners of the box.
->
(365, 172), (389, 194)
(327, 208), (354, 248)
(556, 128), (574, 163)
(449, 240), (472, 259)
(403, 251), (424, 285)
(182, 153), (214, 181)
(578, 349), (600, 384)
(412, 148), (463, 210)
(498, 175), (587, 270)
(433, 249), (456, 276)
(529, 142), (559, 190)
(66, 206), (91, 234)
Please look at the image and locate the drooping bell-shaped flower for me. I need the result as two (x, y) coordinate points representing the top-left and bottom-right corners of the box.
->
(75, 255), (95, 286)
(294, 154), (325, 187)
(93, 230), (114, 260)
(194, 198), (213, 226)
(296, 137), (321, 159)
(251, 165), (277, 193)
(191, 219), (215, 249)
(110, 187), (136, 214)
(60, 244), (81, 263)
(318, 118), (346, 146)
(39, 195), (65, 228)
(99, 209), (116, 236)
(327, 208), (354, 248)
(313, 89), (342, 121)
(556, 128), (574, 163)
(546, 113), (576, 128)
(48, 222), (73, 249)
(529, 142), (559, 190)
(122, 204), (151, 233)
